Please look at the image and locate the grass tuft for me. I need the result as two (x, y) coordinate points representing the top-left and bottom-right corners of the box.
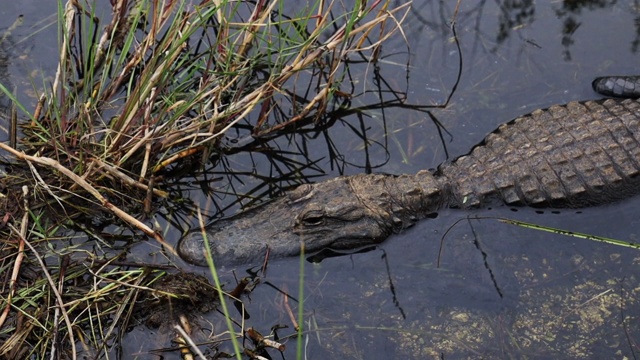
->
(0, 0), (411, 357)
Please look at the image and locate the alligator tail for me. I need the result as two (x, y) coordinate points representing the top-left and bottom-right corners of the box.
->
(593, 76), (640, 98)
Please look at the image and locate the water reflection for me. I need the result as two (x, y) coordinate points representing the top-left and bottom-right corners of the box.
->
(0, 17), (23, 144)
(475, 0), (637, 61)
(553, 0), (622, 59)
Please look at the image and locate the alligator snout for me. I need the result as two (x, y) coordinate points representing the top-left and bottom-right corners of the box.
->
(177, 175), (402, 266)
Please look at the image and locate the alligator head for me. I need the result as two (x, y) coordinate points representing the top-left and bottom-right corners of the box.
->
(178, 172), (445, 266)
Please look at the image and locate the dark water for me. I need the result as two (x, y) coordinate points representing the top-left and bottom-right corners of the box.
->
(4, 1), (640, 358)
(0, 2), (56, 146)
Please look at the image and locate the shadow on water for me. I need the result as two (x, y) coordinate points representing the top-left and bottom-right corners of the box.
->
(3, 0), (640, 358)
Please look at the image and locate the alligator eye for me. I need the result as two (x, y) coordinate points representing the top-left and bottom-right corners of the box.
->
(300, 210), (325, 226)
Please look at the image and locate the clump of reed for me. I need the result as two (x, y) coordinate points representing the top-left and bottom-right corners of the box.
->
(0, 0), (410, 358)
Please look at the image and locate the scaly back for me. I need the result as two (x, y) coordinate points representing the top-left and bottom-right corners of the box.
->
(437, 98), (640, 208)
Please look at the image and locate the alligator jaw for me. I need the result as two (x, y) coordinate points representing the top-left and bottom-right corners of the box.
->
(177, 175), (396, 266)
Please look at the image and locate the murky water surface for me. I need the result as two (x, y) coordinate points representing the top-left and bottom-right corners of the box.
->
(4, 1), (640, 358)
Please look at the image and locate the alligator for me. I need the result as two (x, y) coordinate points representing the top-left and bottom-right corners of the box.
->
(178, 76), (640, 266)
